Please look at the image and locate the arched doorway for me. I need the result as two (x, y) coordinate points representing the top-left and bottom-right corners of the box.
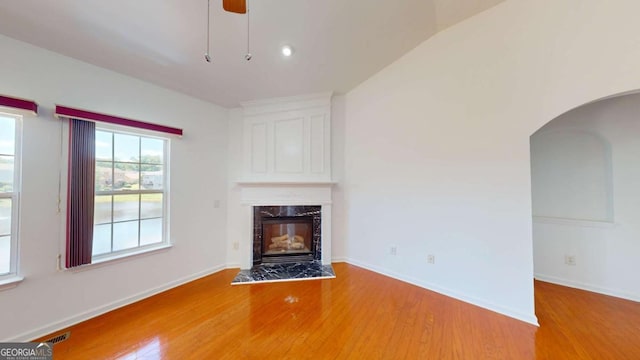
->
(530, 92), (640, 301)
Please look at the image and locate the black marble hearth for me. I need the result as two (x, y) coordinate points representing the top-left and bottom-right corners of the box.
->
(231, 261), (335, 284)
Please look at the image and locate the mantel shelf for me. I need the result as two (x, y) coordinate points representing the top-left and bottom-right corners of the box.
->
(236, 181), (337, 186)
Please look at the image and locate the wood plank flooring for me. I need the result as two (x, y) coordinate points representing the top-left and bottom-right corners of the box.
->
(37, 263), (640, 359)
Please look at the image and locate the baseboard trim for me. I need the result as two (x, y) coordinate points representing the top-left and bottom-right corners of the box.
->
(345, 258), (539, 326)
(5, 264), (227, 342)
(534, 273), (640, 302)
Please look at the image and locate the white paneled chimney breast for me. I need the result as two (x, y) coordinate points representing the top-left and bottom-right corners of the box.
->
(240, 92), (332, 183)
(236, 93), (334, 269)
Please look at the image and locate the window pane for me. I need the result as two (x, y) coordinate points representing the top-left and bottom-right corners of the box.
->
(141, 138), (163, 164)
(113, 194), (139, 222)
(0, 198), (10, 236)
(113, 163), (139, 191)
(0, 235), (9, 274)
(96, 161), (113, 191)
(141, 193), (163, 219)
(0, 156), (14, 193)
(0, 116), (15, 155)
(114, 133), (139, 163)
(141, 167), (163, 190)
(95, 131), (113, 161)
(140, 218), (162, 246)
(113, 221), (139, 251)
(94, 195), (112, 224)
(93, 224), (111, 256)
(92, 129), (167, 259)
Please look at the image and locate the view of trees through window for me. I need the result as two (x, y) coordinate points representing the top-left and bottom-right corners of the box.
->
(93, 130), (166, 257)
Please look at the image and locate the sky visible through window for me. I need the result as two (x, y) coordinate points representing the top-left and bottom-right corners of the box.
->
(0, 116), (15, 155)
(0, 115), (16, 274)
(96, 130), (163, 162)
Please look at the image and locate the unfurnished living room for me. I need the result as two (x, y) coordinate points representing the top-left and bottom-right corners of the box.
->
(1, 0), (639, 359)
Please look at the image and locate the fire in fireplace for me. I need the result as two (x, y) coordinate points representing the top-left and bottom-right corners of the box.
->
(253, 205), (321, 265)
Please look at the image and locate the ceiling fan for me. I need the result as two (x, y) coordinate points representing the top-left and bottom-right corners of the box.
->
(205, 0), (251, 63)
(222, 0), (246, 14)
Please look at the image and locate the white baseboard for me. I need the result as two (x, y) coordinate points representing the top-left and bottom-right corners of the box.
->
(534, 273), (640, 302)
(330, 257), (348, 263)
(5, 265), (227, 342)
(344, 258), (539, 326)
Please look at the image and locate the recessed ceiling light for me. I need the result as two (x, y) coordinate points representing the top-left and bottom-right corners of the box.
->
(281, 45), (293, 57)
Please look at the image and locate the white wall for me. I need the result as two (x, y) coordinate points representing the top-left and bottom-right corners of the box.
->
(532, 93), (640, 301)
(226, 108), (243, 267)
(330, 95), (347, 261)
(0, 34), (229, 341)
(342, 0), (640, 324)
(531, 129), (613, 221)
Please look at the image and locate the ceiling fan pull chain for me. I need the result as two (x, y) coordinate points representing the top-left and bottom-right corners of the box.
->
(245, 0), (252, 61)
(205, 0), (212, 62)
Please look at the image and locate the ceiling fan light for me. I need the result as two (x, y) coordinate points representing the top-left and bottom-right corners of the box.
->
(281, 45), (293, 57)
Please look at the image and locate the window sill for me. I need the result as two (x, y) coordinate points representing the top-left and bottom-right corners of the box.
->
(67, 244), (173, 273)
(533, 216), (615, 228)
(0, 275), (24, 291)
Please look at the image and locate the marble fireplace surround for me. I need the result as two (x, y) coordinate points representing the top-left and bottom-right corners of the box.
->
(238, 182), (334, 270)
(253, 205), (321, 264)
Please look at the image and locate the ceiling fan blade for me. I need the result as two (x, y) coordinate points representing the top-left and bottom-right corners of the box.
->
(223, 0), (246, 14)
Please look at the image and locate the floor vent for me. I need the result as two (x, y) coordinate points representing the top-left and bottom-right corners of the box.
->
(43, 331), (70, 345)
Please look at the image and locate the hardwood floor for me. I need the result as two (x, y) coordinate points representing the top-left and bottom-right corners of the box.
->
(37, 263), (640, 359)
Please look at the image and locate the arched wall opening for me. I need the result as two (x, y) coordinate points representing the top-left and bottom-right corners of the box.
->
(530, 91), (640, 302)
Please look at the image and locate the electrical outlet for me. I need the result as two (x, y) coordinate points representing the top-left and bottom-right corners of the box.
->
(233, 242), (239, 250)
(390, 246), (397, 256)
(427, 254), (435, 264)
(564, 255), (576, 266)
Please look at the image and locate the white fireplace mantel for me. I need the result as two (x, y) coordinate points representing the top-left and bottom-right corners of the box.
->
(238, 181), (335, 205)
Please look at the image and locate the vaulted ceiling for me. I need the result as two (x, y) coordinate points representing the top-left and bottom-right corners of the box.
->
(0, 0), (504, 107)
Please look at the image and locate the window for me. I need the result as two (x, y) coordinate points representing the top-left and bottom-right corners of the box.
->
(58, 106), (180, 268)
(0, 113), (20, 278)
(92, 129), (168, 259)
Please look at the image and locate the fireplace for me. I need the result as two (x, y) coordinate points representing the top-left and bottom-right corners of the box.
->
(262, 217), (314, 261)
(237, 183), (333, 269)
(253, 205), (321, 264)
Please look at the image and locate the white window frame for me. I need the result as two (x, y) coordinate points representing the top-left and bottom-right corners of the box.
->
(59, 120), (172, 270)
(91, 125), (171, 263)
(0, 111), (23, 288)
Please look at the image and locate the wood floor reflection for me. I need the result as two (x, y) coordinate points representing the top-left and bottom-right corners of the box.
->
(38, 263), (640, 359)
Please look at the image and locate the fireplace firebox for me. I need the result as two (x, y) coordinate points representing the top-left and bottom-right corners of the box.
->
(253, 206), (321, 264)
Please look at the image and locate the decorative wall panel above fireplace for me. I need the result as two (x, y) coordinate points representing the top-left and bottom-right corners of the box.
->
(240, 92), (332, 183)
